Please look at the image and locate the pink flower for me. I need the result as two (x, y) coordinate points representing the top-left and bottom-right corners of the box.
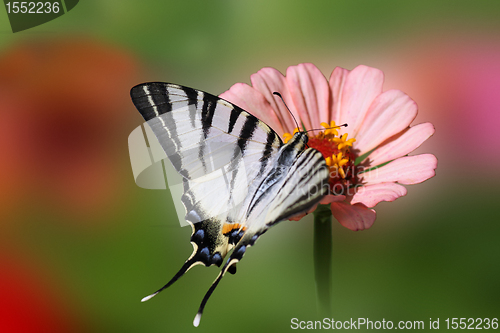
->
(220, 63), (437, 231)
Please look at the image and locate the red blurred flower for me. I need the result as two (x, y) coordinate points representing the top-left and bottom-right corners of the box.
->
(0, 249), (86, 333)
(0, 38), (140, 226)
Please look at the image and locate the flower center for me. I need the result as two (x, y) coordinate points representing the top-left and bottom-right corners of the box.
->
(283, 121), (357, 195)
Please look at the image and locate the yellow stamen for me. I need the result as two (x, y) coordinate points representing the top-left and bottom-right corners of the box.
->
(283, 127), (299, 143)
(282, 120), (357, 182)
(329, 152), (350, 179)
(333, 133), (356, 151)
(338, 167), (346, 179)
(321, 121), (339, 138)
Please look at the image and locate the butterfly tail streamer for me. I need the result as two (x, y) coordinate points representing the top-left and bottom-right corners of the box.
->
(141, 257), (199, 302)
(193, 269), (225, 327)
(193, 242), (249, 327)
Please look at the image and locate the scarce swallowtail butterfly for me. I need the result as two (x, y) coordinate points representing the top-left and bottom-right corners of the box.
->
(131, 82), (330, 327)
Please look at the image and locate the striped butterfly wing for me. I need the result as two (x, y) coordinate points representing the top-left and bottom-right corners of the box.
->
(131, 82), (330, 326)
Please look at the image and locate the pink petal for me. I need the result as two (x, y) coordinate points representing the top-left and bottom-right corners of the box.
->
(329, 66), (350, 124)
(361, 154), (438, 185)
(331, 201), (377, 231)
(288, 195), (345, 221)
(350, 183), (407, 208)
(337, 65), (384, 138)
(219, 82), (285, 135)
(320, 194), (346, 204)
(355, 90), (418, 155)
(250, 67), (298, 134)
(286, 63), (330, 130)
(365, 122), (435, 166)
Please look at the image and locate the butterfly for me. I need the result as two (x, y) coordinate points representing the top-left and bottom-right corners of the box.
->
(130, 82), (330, 326)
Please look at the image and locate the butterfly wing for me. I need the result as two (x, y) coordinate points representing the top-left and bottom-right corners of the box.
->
(131, 82), (282, 297)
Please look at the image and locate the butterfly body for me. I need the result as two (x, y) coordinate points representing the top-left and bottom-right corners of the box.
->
(131, 82), (329, 326)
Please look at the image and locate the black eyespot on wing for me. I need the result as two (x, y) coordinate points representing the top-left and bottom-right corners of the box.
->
(191, 229), (204, 243)
(248, 234), (259, 246)
(211, 253), (223, 267)
(233, 245), (246, 260)
(198, 247), (211, 266)
(225, 228), (245, 245)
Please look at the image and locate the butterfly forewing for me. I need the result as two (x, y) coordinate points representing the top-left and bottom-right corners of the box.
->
(135, 81), (283, 215)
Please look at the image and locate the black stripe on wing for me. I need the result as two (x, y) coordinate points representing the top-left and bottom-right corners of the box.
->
(183, 86), (199, 127)
(228, 107), (240, 133)
(225, 115), (260, 197)
(199, 96), (217, 173)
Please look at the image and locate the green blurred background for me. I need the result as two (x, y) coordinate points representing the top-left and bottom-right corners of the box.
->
(1, 1), (499, 332)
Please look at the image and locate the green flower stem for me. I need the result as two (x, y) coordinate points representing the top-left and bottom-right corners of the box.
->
(313, 204), (332, 316)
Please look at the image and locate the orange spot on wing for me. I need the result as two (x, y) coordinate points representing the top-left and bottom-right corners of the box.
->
(222, 223), (246, 234)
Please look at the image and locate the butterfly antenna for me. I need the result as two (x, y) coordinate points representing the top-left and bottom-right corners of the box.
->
(305, 123), (348, 134)
(141, 258), (197, 302)
(273, 92), (300, 131)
